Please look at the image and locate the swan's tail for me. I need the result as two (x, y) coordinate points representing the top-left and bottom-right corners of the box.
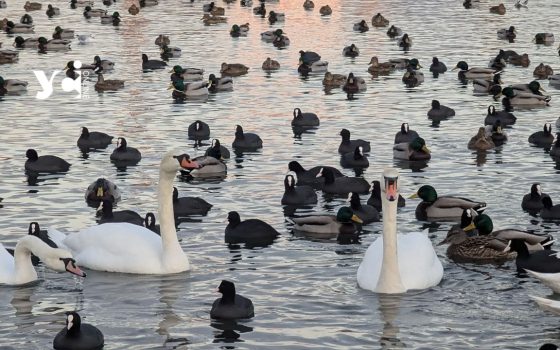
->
(526, 269), (560, 294)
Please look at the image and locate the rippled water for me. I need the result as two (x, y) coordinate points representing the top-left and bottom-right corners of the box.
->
(2, 0), (560, 348)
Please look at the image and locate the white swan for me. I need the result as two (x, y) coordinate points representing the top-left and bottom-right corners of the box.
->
(357, 168), (443, 293)
(0, 235), (85, 285)
(530, 295), (560, 315)
(45, 152), (200, 274)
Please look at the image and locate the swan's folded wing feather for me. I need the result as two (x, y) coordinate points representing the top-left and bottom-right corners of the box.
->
(526, 270), (560, 294)
(0, 243), (16, 283)
(397, 232), (443, 290)
(47, 228), (69, 249)
(530, 295), (560, 315)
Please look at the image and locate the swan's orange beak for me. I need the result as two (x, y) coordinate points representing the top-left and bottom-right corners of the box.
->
(65, 259), (86, 277)
(385, 178), (397, 201)
(180, 157), (200, 169)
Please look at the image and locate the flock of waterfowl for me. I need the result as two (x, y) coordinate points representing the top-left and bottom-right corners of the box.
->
(2, 0), (560, 348)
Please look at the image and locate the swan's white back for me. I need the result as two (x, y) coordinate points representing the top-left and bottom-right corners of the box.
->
(0, 243), (17, 284)
(357, 231), (443, 292)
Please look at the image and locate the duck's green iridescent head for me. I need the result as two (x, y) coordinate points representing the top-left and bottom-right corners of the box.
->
(232, 24), (240, 31)
(528, 80), (541, 94)
(455, 61), (469, 71)
(173, 80), (185, 91)
(336, 206), (362, 224)
(415, 185), (438, 202)
(84, 6), (92, 11)
(55, 26), (62, 33)
(0, 76), (4, 86)
(473, 214), (493, 235)
(502, 86), (515, 98)
(274, 29), (283, 36)
(38, 37), (48, 44)
(410, 137), (429, 153)
(173, 65), (183, 74)
(409, 58), (420, 69)
(209, 73), (217, 80)
(113, 12), (120, 17)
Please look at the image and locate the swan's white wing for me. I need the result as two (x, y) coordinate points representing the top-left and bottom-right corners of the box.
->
(357, 235), (383, 291)
(63, 223), (165, 274)
(47, 228), (69, 249)
(0, 243), (16, 284)
(530, 295), (560, 315)
(526, 270), (560, 294)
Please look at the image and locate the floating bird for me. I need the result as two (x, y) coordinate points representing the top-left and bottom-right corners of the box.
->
(210, 280), (254, 319)
(225, 211), (279, 246)
(53, 312), (104, 350)
(410, 185), (486, 221)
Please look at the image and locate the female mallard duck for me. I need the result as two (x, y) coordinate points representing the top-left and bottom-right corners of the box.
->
(357, 168), (443, 293)
(353, 20), (369, 33)
(268, 11), (285, 24)
(502, 87), (551, 106)
(322, 71), (346, 87)
(4, 21), (34, 34)
(94, 74), (124, 92)
(220, 62), (249, 77)
(253, 2), (266, 16)
(507, 52), (530, 67)
(342, 44), (359, 58)
(24, 1), (41, 11)
(489, 3), (506, 14)
(289, 206), (362, 240)
(371, 13), (389, 27)
(319, 5), (332, 16)
(128, 4), (139, 15)
(262, 57), (280, 71)
(0, 76), (28, 92)
(468, 127), (495, 151)
(83, 6), (106, 17)
(430, 57), (447, 74)
(281, 172), (317, 206)
(261, 28), (283, 42)
(386, 25), (402, 38)
(13, 36), (38, 48)
(534, 63), (554, 79)
(535, 33), (555, 45)
(37, 37), (71, 52)
(473, 74), (502, 97)
(484, 105), (516, 126)
(303, 0), (314, 9)
(316, 168), (370, 195)
(393, 137), (431, 161)
(0, 49), (19, 64)
(394, 123), (419, 144)
(208, 74), (233, 92)
(341, 146), (369, 169)
(292, 108), (319, 127)
(397, 34), (412, 50)
(202, 14), (227, 25)
(453, 61), (497, 80)
(529, 123), (554, 147)
(154, 34), (170, 47)
(368, 56), (396, 75)
(427, 100), (455, 122)
(402, 67), (423, 87)
(142, 53), (167, 70)
(522, 184), (549, 212)
(100, 11), (120, 25)
(497, 26), (516, 40)
(92, 56), (114, 72)
(410, 185), (486, 221)
(52, 26), (74, 40)
(339, 128), (370, 154)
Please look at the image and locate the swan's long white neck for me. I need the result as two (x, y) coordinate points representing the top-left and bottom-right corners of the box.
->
(376, 181), (406, 293)
(14, 236), (49, 285)
(158, 164), (183, 268)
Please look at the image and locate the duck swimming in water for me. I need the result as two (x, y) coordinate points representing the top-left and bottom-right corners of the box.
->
(410, 185), (486, 221)
(393, 137), (431, 161)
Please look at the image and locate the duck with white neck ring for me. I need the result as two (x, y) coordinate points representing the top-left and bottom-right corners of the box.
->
(357, 168), (443, 293)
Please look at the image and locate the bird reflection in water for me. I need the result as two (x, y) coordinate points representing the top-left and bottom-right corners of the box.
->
(211, 319), (253, 345)
(378, 294), (406, 349)
(156, 276), (190, 348)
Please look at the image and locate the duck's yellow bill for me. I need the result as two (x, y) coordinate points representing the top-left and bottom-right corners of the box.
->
(409, 193), (419, 199)
(351, 214), (363, 224)
(464, 221), (476, 231)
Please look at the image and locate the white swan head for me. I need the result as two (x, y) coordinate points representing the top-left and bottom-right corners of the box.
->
(42, 249), (86, 277)
(161, 151), (200, 173)
(381, 168), (400, 202)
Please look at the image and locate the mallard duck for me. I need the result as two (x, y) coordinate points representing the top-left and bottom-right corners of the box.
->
(220, 62), (249, 77)
(511, 80), (545, 95)
(298, 60), (328, 75)
(549, 74), (560, 86)
(83, 6), (106, 17)
(484, 105), (516, 126)
(230, 24), (248, 37)
(473, 74), (502, 97)
(502, 87), (551, 106)
(342, 73), (366, 97)
(70, 0), (94, 7)
(410, 185), (486, 221)
(319, 5), (332, 16)
(160, 44), (181, 59)
(37, 37), (71, 52)
(522, 184), (550, 212)
(202, 2), (224, 15)
(371, 12), (389, 27)
(316, 168), (370, 195)
(0, 1), (6, 8)
(397, 33), (412, 49)
(534, 63), (554, 79)
(303, 0), (314, 10)
(288, 207), (362, 240)
(386, 25), (402, 38)
(13, 36), (38, 48)
(202, 14), (227, 25)
(394, 123), (419, 144)
(489, 3), (506, 14)
(4, 21), (34, 34)
(189, 155), (226, 178)
(281, 172), (317, 206)
(20, 14), (33, 24)
(92, 56), (114, 72)
(393, 137), (431, 161)
(342, 44), (359, 58)
(268, 11), (285, 24)
(535, 33), (555, 45)
(497, 26), (516, 40)
(100, 11), (120, 25)
(24, 1), (41, 11)
(65, 60), (96, 76)
(253, 2), (265, 16)
(348, 192), (379, 224)
(485, 120), (507, 145)
(46, 4), (60, 17)
(169, 65), (203, 81)
(84, 178), (121, 205)
(128, 4), (139, 15)
(140, 0), (158, 7)
(272, 34), (290, 48)
(0, 49), (18, 64)
(514, 0), (528, 8)
(142, 53), (167, 70)
(299, 50), (321, 65)
(340, 146), (369, 169)
(468, 127), (495, 151)
(506, 239), (560, 274)
(94, 73), (124, 92)
(353, 20), (369, 33)
(507, 52), (530, 67)
(154, 34), (170, 47)
(262, 57), (280, 71)
(429, 57), (447, 74)
(427, 100), (455, 122)
(240, 0), (253, 7)
(52, 26), (74, 40)
(368, 56), (395, 75)
(208, 74), (233, 92)
(292, 108), (319, 127)
(261, 28), (283, 42)
(169, 80), (209, 99)
(338, 128), (370, 154)
(402, 66), (424, 87)
(322, 71), (346, 87)
(453, 61), (497, 80)
(0, 76), (28, 92)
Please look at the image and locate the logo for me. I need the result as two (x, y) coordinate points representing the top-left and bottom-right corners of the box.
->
(34, 60), (91, 100)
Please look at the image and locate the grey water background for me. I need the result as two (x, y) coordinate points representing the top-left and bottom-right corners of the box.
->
(1, 0), (560, 348)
